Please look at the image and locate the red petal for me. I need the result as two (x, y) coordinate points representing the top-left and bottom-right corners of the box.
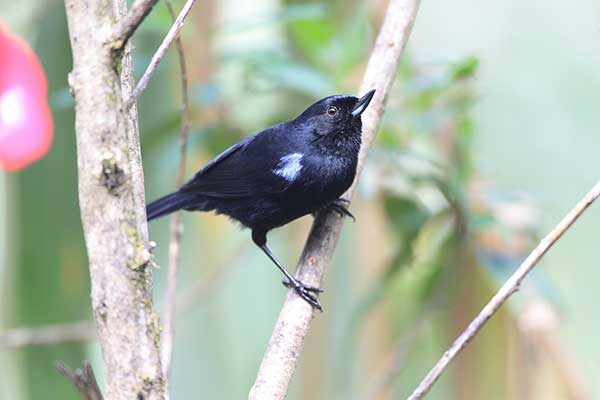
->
(0, 21), (54, 171)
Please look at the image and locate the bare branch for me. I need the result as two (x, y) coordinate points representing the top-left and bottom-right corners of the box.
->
(161, 0), (191, 383)
(125, 0), (198, 110)
(111, 0), (159, 50)
(407, 179), (600, 400)
(0, 321), (96, 349)
(64, 0), (165, 397)
(55, 361), (103, 400)
(248, 1), (421, 398)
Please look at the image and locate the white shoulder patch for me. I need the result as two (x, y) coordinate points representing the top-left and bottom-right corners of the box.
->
(273, 153), (303, 182)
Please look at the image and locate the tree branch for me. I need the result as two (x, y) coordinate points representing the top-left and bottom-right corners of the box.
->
(161, 0), (191, 384)
(407, 179), (600, 400)
(55, 361), (103, 400)
(0, 321), (96, 348)
(64, 0), (165, 398)
(248, 1), (421, 398)
(125, 0), (198, 110)
(111, 0), (159, 50)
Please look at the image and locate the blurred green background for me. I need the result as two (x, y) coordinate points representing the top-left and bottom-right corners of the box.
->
(1, 0), (599, 399)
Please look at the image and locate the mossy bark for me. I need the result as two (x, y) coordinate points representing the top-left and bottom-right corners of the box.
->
(64, 0), (165, 398)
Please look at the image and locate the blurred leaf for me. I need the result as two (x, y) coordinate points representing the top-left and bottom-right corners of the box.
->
(411, 210), (455, 271)
(384, 196), (430, 239)
(323, 4), (372, 74)
(222, 47), (335, 97)
(450, 55), (480, 81)
(222, 3), (326, 34)
(351, 205), (455, 326)
(253, 59), (335, 97)
(288, 17), (336, 65)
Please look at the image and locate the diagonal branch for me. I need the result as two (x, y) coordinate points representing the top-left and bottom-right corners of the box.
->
(55, 361), (103, 400)
(111, 0), (159, 50)
(407, 179), (600, 400)
(125, 0), (198, 110)
(161, 0), (191, 384)
(248, 1), (421, 399)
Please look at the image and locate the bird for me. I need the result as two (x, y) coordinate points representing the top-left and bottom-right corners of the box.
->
(146, 89), (376, 310)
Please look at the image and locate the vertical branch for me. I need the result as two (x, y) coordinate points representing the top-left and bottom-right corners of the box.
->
(64, 0), (165, 398)
(249, 1), (421, 399)
(161, 0), (191, 383)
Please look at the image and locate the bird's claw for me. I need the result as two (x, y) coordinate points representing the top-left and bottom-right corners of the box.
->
(282, 279), (324, 311)
(329, 199), (355, 222)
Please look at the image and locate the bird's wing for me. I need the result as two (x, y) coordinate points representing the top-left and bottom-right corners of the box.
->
(180, 127), (299, 198)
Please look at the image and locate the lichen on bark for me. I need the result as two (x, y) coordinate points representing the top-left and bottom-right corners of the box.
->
(64, 0), (165, 398)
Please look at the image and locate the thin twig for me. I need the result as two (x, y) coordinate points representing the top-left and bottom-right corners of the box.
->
(407, 179), (600, 400)
(111, 0), (159, 50)
(0, 321), (96, 349)
(249, 1), (421, 399)
(125, 0), (198, 110)
(161, 0), (191, 383)
(55, 361), (103, 400)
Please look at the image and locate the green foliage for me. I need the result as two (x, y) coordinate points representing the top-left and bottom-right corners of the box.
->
(3, 1), (586, 400)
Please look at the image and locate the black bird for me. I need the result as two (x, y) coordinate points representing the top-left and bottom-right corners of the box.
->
(147, 90), (376, 310)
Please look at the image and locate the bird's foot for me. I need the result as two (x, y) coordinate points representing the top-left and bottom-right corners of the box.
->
(328, 199), (355, 222)
(282, 278), (324, 311)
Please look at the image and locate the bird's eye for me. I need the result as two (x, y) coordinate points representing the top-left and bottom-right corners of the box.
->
(326, 106), (338, 117)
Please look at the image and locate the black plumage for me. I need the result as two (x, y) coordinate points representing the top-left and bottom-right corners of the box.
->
(147, 90), (375, 310)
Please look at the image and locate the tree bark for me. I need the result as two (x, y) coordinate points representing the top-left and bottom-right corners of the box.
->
(64, 1), (165, 398)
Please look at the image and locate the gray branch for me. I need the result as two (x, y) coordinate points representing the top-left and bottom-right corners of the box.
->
(125, 0), (198, 110)
(407, 179), (600, 399)
(64, 0), (165, 398)
(55, 361), (103, 400)
(111, 0), (159, 50)
(0, 321), (96, 348)
(248, 1), (421, 398)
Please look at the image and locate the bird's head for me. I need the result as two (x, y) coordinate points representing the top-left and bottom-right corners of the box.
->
(294, 90), (376, 147)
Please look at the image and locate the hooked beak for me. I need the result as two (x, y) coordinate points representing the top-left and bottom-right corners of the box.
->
(351, 89), (376, 118)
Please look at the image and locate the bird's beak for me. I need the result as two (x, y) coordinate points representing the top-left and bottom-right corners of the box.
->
(351, 89), (376, 118)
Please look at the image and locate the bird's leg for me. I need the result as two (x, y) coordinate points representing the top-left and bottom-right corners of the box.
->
(252, 231), (323, 311)
(259, 244), (324, 311)
(327, 198), (355, 222)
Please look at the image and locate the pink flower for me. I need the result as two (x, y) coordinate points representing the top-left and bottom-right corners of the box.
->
(0, 21), (53, 171)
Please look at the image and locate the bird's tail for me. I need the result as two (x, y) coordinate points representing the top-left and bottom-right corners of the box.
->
(146, 191), (196, 221)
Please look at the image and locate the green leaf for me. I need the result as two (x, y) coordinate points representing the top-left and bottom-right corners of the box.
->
(451, 55), (480, 81)
(288, 17), (336, 64)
